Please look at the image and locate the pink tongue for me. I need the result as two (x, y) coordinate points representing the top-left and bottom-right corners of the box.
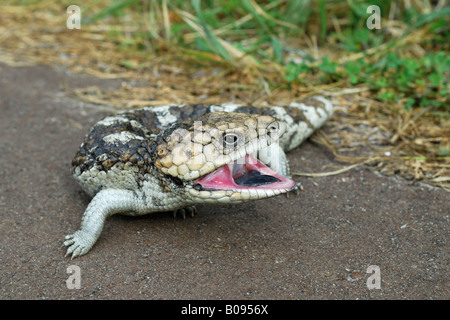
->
(195, 154), (295, 190)
(197, 161), (235, 189)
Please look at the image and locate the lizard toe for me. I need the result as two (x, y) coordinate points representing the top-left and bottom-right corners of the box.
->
(63, 231), (94, 259)
(285, 182), (303, 198)
(173, 206), (197, 219)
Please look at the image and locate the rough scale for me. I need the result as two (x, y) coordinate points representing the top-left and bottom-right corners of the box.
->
(63, 96), (333, 258)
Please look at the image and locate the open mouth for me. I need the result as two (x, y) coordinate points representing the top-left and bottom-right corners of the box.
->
(195, 154), (295, 191)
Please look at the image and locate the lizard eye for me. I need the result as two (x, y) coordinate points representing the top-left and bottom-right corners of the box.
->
(223, 133), (239, 149)
(267, 122), (278, 135)
(267, 122), (279, 139)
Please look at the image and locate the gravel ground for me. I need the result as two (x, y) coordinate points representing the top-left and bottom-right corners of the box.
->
(0, 63), (448, 300)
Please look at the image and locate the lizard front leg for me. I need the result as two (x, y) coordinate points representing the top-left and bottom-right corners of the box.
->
(63, 189), (146, 259)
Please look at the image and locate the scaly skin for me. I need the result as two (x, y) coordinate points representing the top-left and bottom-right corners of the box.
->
(63, 97), (333, 259)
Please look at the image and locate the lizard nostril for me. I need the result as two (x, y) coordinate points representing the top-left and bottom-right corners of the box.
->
(193, 183), (203, 191)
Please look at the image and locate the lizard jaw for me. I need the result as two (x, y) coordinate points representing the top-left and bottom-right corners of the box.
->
(194, 154), (295, 191)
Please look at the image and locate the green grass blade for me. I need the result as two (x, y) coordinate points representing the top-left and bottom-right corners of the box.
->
(271, 36), (284, 65)
(84, 0), (140, 23)
(409, 7), (450, 30)
(318, 0), (327, 41)
(241, 0), (270, 32)
(191, 0), (232, 61)
(284, 0), (312, 26)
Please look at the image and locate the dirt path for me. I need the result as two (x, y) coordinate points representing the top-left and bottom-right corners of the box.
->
(0, 63), (448, 299)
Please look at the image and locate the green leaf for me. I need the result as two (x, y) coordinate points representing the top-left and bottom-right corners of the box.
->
(378, 91), (396, 102)
(318, 56), (338, 74)
(386, 52), (401, 69)
(414, 78), (426, 86)
(403, 98), (415, 111)
(420, 97), (431, 107)
(284, 62), (309, 83)
(429, 73), (443, 87)
(344, 59), (365, 84)
(403, 58), (419, 75)
(374, 77), (388, 89)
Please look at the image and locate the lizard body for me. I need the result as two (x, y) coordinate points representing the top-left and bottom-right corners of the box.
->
(63, 96), (333, 258)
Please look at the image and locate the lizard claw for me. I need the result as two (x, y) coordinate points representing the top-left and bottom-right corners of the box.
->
(173, 208), (186, 219)
(173, 206), (197, 219)
(186, 206), (197, 217)
(63, 231), (94, 259)
(286, 182), (303, 198)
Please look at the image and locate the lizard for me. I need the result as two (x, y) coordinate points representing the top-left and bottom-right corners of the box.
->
(63, 96), (333, 259)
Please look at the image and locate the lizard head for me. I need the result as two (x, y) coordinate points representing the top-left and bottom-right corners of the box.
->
(154, 112), (296, 203)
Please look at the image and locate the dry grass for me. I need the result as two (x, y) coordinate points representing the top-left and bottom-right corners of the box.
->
(0, 0), (448, 190)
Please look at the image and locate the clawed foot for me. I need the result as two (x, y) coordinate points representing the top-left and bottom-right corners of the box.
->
(173, 206), (197, 219)
(63, 231), (95, 259)
(286, 182), (303, 198)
